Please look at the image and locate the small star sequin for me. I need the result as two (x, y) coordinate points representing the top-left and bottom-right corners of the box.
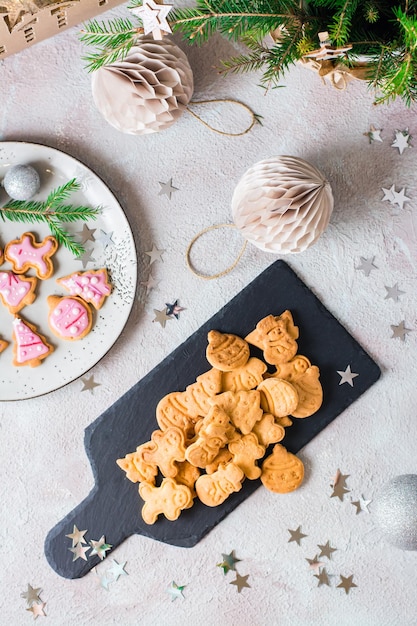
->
(314, 568), (331, 587)
(158, 178), (179, 200)
(288, 526), (308, 546)
(81, 375), (101, 393)
(76, 224), (96, 244)
(391, 129), (411, 155)
(391, 187), (411, 210)
(351, 496), (372, 514)
(65, 525), (88, 546)
(75, 248), (96, 268)
(153, 307), (173, 328)
(145, 244), (165, 264)
(167, 581), (186, 601)
(306, 555), (326, 573)
(96, 230), (115, 248)
(108, 559), (128, 582)
(69, 542), (90, 561)
(391, 320), (412, 341)
(381, 184), (396, 203)
(94, 567), (112, 590)
(385, 283), (406, 302)
(337, 365), (359, 387)
(337, 574), (358, 594)
(140, 272), (160, 294)
(90, 536), (112, 560)
(21, 584), (42, 606)
(364, 125), (383, 143)
(331, 471), (350, 501)
(356, 256), (378, 276)
(217, 550), (241, 574)
(317, 540), (337, 559)
(26, 602), (46, 620)
(230, 573), (250, 593)
(166, 300), (185, 319)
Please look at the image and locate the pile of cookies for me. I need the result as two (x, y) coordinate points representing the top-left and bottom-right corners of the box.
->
(0, 231), (111, 367)
(117, 310), (323, 525)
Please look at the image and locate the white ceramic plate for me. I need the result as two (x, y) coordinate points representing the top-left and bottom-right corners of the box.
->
(0, 142), (137, 401)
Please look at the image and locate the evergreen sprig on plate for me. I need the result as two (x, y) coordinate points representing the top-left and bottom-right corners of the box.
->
(0, 178), (100, 257)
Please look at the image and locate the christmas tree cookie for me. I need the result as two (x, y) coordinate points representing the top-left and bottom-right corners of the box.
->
(57, 269), (111, 309)
(12, 317), (54, 367)
(0, 271), (37, 314)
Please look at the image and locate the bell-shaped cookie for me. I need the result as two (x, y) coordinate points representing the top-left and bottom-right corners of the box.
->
(206, 330), (250, 371)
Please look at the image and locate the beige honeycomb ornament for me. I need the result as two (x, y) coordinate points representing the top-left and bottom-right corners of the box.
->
(231, 156), (334, 254)
(91, 35), (194, 135)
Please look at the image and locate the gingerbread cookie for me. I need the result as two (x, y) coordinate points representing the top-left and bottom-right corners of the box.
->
(5, 232), (58, 280)
(228, 433), (265, 480)
(139, 478), (193, 524)
(245, 310), (299, 365)
(142, 427), (187, 478)
(57, 269), (111, 310)
(257, 378), (299, 418)
(195, 462), (244, 507)
(221, 357), (267, 393)
(260, 444), (304, 493)
(47, 295), (93, 341)
(206, 330), (250, 371)
(0, 271), (37, 314)
(12, 316), (53, 367)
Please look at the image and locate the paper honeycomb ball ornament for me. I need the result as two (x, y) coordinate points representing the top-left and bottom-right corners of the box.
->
(91, 36), (194, 135)
(373, 474), (417, 551)
(231, 155), (334, 254)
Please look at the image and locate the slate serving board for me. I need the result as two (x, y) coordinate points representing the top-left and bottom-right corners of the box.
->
(45, 260), (381, 579)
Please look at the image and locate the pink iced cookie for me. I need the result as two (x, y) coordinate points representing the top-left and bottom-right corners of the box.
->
(12, 317), (54, 367)
(0, 271), (37, 314)
(47, 295), (92, 340)
(57, 269), (111, 310)
(5, 232), (58, 280)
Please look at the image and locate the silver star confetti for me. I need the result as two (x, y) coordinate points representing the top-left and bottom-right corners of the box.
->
(381, 184), (395, 203)
(167, 581), (186, 601)
(230, 573), (250, 593)
(217, 550), (241, 574)
(76, 224), (96, 244)
(21, 584), (42, 606)
(94, 567), (112, 590)
(391, 320), (412, 341)
(90, 536), (112, 560)
(153, 307), (173, 328)
(391, 129), (411, 154)
(317, 540), (337, 559)
(351, 495), (372, 514)
(81, 375), (101, 393)
(108, 559), (128, 582)
(314, 568), (331, 587)
(337, 365), (359, 387)
(96, 229), (115, 248)
(337, 574), (358, 594)
(364, 125), (383, 143)
(306, 555), (326, 573)
(140, 272), (160, 294)
(288, 526), (308, 546)
(75, 248), (96, 268)
(356, 256), (378, 276)
(158, 178), (179, 200)
(26, 602), (47, 619)
(69, 542), (90, 561)
(391, 187), (411, 210)
(385, 283), (405, 302)
(145, 244), (165, 264)
(331, 471), (350, 501)
(166, 300), (185, 319)
(65, 525), (88, 546)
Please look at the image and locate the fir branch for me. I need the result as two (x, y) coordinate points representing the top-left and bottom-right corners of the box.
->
(80, 17), (140, 71)
(0, 179), (100, 257)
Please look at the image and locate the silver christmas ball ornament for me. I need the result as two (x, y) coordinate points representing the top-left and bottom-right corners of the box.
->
(3, 164), (41, 201)
(231, 155), (334, 254)
(373, 474), (417, 550)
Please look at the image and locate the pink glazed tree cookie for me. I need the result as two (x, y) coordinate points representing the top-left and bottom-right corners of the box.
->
(57, 269), (111, 309)
(0, 271), (37, 314)
(12, 317), (54, 367)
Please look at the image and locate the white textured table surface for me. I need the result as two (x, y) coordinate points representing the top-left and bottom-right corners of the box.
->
(1, 6), (417, 625)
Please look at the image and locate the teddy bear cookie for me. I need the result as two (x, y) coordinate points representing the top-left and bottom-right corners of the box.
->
(47, 295), (93, 341)
(57, 269), (111, 310)
(12, 316), (54, 367)
(0, 271), (37, 314)
(5, 232), (58, 280)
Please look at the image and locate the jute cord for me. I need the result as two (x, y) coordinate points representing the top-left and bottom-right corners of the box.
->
(186, 99), (259, 136)
(186, 223), (247, 280)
